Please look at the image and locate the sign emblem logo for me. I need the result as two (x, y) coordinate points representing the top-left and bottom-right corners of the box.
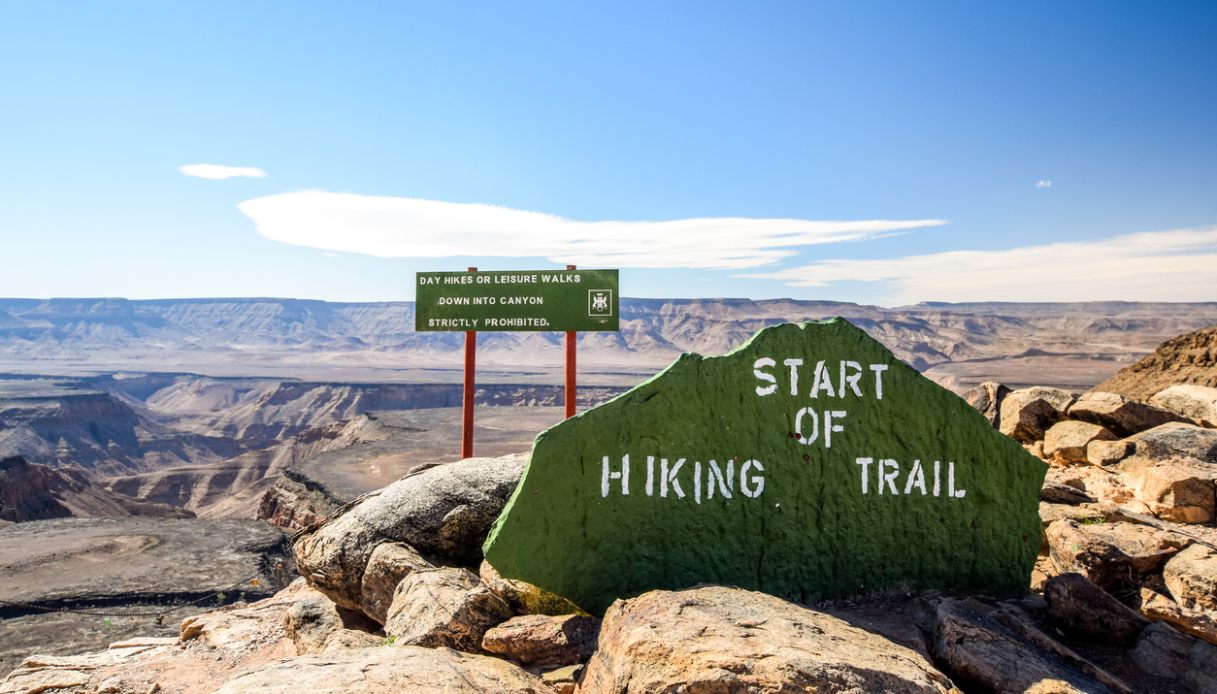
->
(589, 289), (612, 316)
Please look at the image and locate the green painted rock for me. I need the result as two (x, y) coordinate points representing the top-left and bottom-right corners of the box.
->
(483, 319), (1047, 614)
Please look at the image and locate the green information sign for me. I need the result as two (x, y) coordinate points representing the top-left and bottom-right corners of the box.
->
(484, 319), (1046, 614)
(414, 269), (619, 332)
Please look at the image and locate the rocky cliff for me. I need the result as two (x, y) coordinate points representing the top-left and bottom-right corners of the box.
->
(0, 456), (192, 522)
(1094, 326), (1217, 400)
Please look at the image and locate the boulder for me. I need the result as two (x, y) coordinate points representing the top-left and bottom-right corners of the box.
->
(1043, 573), (1148, 646)
(579, 586), (954, 693)
(1131, 621), (1217, 693)
(928, 598), (1127, 694)
(1182, 633), (1217, 694)
(209, 645), (556, 694)
(293, 454), (525, 610)
(1164, 544), (1217, 615)
(1130, 422), (1217, 464)
(481, 614), (600, 667)
(179, 578), (318, 651)
(1151, 385), (1217, 428)
(1045, 519), (1185, 591)
(480, 560), (585, 616)
(1000, 387), (1076, 443)
(318, 629), (382, 653)
(360, 541), (434, 624)
(1087, 439), (1134, 467)
(1044, 466), (1131, 508)
(1131, 621), (1194, 678)
(1067, 391), (1182, 437)
(1139, 588), (1217, 645)
(1040, 482), (1094, 506)
(384, 567), (511, 652)
(965, 381), (1010, 428)
(541, 664), (581, 694)
(1121, 456), (1217, 524)
(283, 591), (378, 655)
(1044, 421), (1116, 464)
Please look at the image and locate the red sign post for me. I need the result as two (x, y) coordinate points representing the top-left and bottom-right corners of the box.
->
(461, 266), (477, 459)
(564, 264), (578, 419)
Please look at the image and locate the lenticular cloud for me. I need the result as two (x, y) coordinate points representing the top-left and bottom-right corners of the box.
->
(238, 190), (945, 270)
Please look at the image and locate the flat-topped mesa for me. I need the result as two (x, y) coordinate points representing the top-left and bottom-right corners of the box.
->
(484, 318), (1046, 614)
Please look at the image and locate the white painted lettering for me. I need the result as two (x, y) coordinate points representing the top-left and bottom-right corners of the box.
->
(795, 407), (819, 445)
(825, 410), (846, 448)
(840, 360), (864, 397)
(870, 364), (888, 399)
(645, 455), (655, 496)
(707, 460), (734, 499)
(740, 459), (765, 498)
(905, 459), (927, 495)
(879, 459), (900, 495)
(661, 458), (686, 498)
(856, 457), (873, 494)
(783, 358), (803, 396)
(811, 360), (837, 398)
(754, 358), (777, 396)
(601, 454), (629, 497)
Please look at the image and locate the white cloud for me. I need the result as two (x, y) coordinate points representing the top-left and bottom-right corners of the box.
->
(238, 190), (946, 270)
(739, 226), (1217, 304)
(1036, 179), (1053, 188)
(180, 163), (268, 180)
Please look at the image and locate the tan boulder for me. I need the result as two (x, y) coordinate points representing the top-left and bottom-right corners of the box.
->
(292, 454), (525, 611)
(318, 629), (382, 653)
(180, 578), (319, 652)
(1044, 421), (1116, 463)
(541, 664), (582, 694)
(1164, 544), (1217, 615)
(964, 381), (1010, 428)
(1067, 391), (1182, 437)
(210, 646), (556, 694)
(1086, 439), (1134, 467)
(360, 541), (433, 624)
(1120, 456), (1217, 524)
(1129, 422), (1217, 463)
(1044, 466), (1131, 508)
(384, 567), (511, 652)
(1000, 387), (1076, 443)
(1140, 588), (1217, 646)
(482, 614), (599, 668)
(579, 586), (954, 693)
(283, 591), (378, 655)
(928, 598), (1128, 694)
(1046, 519), (1185, 591)
(1151, 385), (1217, 428)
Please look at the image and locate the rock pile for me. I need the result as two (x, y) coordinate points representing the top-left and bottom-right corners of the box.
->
(967, 379), (1217, 692)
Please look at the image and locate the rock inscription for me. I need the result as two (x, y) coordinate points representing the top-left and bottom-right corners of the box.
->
(484, 319), (1046, 614)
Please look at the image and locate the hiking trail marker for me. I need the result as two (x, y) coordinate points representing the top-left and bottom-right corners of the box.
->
(415, 267), (620, 458)
(483, 318), (1047, 614)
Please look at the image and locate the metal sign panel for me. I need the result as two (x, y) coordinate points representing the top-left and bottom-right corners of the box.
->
(415, 269), (620, 332)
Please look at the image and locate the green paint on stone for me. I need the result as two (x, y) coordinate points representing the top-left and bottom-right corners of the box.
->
(483, 319), (1047, 614)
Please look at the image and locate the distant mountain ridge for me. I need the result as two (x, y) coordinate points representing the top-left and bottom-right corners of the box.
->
(1, 297), (1215, 391)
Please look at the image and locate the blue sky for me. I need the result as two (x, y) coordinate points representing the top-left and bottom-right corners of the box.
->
(1, 1), (1214, 305)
